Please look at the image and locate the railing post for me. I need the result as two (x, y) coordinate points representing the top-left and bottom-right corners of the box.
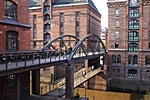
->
(6, 54), (8, 70)
(16, 53), (18, 66)
(24, 53), (26, 67)
(39, 52), (40, 64)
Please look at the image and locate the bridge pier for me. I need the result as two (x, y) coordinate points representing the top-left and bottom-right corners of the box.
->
(66, 64), (74, 99)
(16, 74), (20, 100)
(32, 69), (40, 95)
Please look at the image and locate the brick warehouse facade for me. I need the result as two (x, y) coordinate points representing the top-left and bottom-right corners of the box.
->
(0, 0), (31, 100)
(29, 0), (107, 91)
(107, 0), (150, 92)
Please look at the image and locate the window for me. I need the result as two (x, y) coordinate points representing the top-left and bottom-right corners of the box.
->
(129, 9), (139, 17)
(115, 20), (119, 27)
(60, 13), (64, 19)
(117, 55), (121, 63)
(128, 55), (133, 65)
(129, 20), (139, 29)
(7, 75), (16, 86)
(44, 33), (50, 42)
(76, 31), (79, 37)
(33, 15), (36, 22)
(4, 0), (17, 20)
(115, 31), (119, 38)
(112, 55), (121, 64)
(76, 12), (80, 18)
(76, 22), (79, 27)
(117, 69), (120, 73)
(128, 43), (138, 52)
(128, 31), (138, 41)
(112, 55), (116, 63)
(60, 22), (64, 28)
(44, 24), (50, 32)
(115, 42), (118, 49)
(33, 32), (36, 39)
(133, 55), (138, 64)
(113, 68), (116, 73)
(128, 69), (137, 77)
(146, 70), (150, 76)
(33, 41), (36, 49)
(128, 55), (138, 65)
(44, 1), (50, 13)
(129, 0), (139, 6)
(115, 8), (119, 15)
(6, 31), (17, 51)
(44, 15), (50, 22)
(33, 24), (36, 30)
(146, 55), (150, 65)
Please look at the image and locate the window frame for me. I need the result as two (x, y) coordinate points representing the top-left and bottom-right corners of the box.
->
(4, 0), (17, 20)
(128, 19), (139, 29)
(128, 69), (137, 77)
(128, 43), (138, 52)
(128, 31), (138, 41)
(6, 31), (18, 51)
(129, 9), (139, 17)
(115, 8), (119, 16)
(115, 20), (119, 27)
(44, 1), (50, 13)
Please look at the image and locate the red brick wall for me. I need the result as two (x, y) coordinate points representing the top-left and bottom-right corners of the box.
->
(0, 0), (30, 51)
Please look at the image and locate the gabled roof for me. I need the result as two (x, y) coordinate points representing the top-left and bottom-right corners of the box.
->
(28, 0), (42, 7)
(52, 0), (100, 14)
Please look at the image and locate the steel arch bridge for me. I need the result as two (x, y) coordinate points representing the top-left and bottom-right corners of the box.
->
(41, 34), (107, 63)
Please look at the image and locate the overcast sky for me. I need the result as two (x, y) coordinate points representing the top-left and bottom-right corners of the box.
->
(92, 0), (108, 28)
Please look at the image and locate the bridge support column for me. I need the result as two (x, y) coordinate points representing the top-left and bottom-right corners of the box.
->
(32, 69), (40, 95)
(66, 64), (74, 99)
(16, 74), (20, 100)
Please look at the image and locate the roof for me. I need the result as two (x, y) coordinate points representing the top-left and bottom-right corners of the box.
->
(52, 0), (100, 14)
(28, 0), (42, 7)
(28, 0), (100, 14)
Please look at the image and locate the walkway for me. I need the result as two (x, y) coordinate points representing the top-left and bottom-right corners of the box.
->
(41, 67), (102, 97)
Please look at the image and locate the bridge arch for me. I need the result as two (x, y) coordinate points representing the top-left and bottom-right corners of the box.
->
(67, 34), (107, 63)
(41, 35), (81, 51)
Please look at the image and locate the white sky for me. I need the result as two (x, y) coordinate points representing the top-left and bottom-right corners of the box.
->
(92, 0), (108, 28)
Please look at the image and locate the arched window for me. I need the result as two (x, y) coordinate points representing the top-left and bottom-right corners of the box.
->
(4, 0), (17, 20)
(128, 31), (138, 41)
(115, 8), (119, 15)
(146, 55), (150, 65)
(44, 33), (50, 42)
(6, 31), (18, 51)
(112, 55), (116, 63)
(117, 55), (121, 63)
(44, 1), (50, 13)
(44, 24), (50, 32)
(128, 43), (138, 52)
(115, 31), (119, 38)
(129, 19), (139, 29)
(128, 69), (137, 77)
(115, 20), (119, 27)
(44, 14), (50, 22)
(115, 42), (119, 49)
(133, 55), (138, 64)
(128, 55), (133, 65)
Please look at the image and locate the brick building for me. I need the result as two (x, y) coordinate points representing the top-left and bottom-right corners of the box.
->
(29, 0), (107, 91)
(107, 0), (150, 92)
(0, 0), (31, 100)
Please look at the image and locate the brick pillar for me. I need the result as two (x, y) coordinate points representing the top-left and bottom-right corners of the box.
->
(66, 64), (74, 99)
(16, 74), (20, 100)
(32, 69), (40, 95)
